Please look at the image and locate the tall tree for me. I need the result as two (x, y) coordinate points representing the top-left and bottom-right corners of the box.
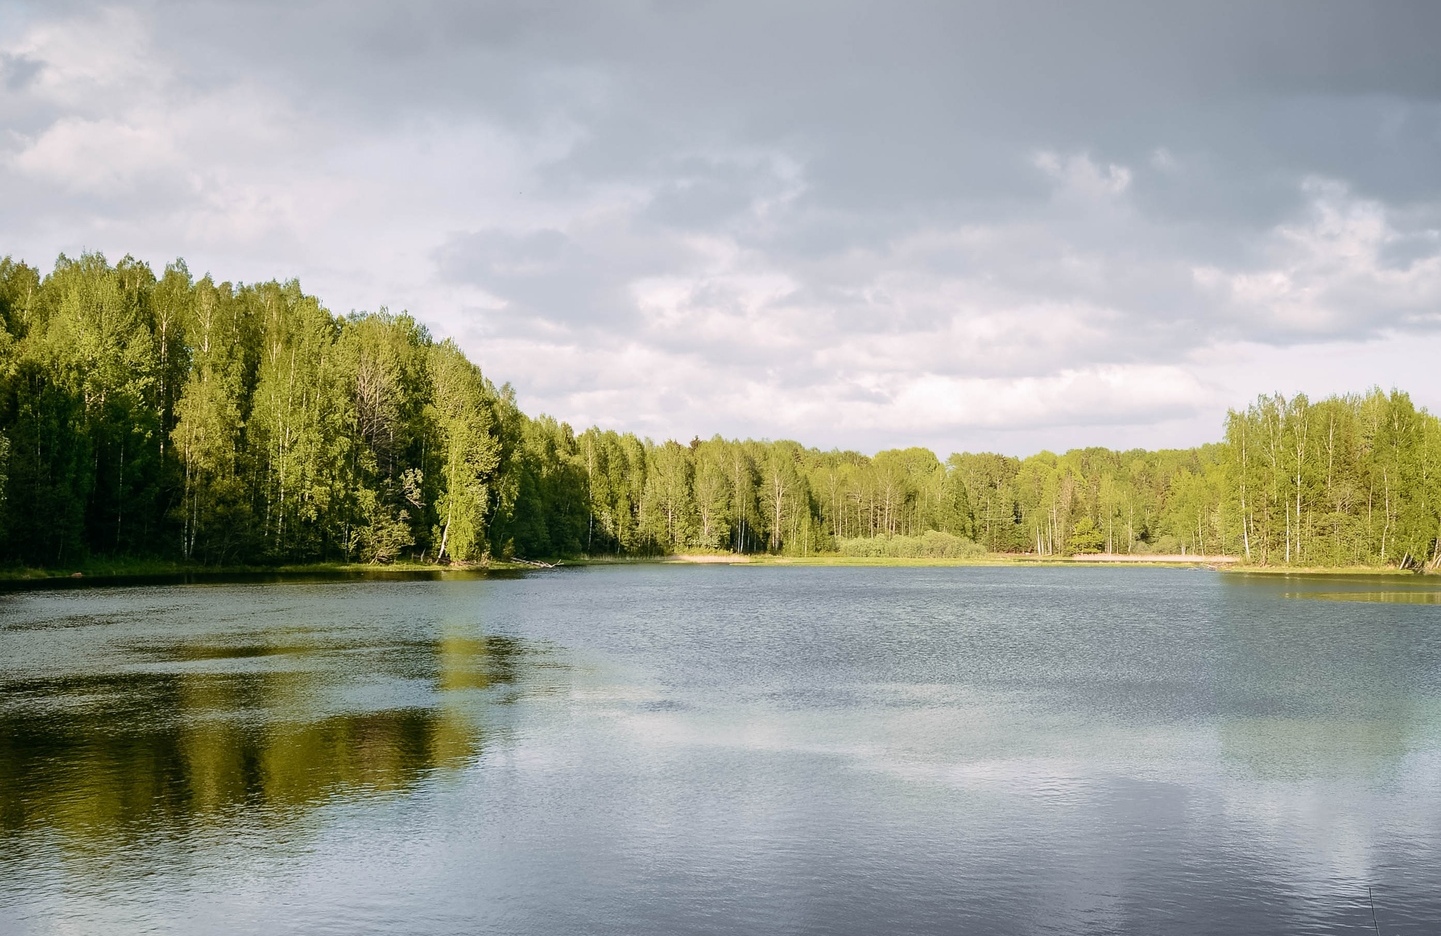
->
(428, 340), (500, 562)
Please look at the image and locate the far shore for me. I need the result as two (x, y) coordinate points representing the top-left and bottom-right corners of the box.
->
(1069, 553), (1237, 564)
(664, 553), (753, 564)
(666, 553), (1426, 574)
(1, 552), (1430, 590)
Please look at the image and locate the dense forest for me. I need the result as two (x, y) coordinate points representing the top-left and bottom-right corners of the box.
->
(0, 253), (1438, 569)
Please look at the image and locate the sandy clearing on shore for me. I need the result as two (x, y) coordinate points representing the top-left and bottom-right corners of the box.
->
(1073, 553), (1237, 564)
(667, 554), (753, 564)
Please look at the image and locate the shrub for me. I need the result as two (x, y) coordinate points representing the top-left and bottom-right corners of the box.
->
(837, 531), (987, 559)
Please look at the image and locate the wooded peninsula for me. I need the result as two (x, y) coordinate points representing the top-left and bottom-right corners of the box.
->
(1, 253), (1437, 572)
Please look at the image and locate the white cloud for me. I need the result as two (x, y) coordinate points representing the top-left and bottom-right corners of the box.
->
(1033, 150), (1133, 199)
(1193, 178), (1441, 338)
(10, 7), (162, 108)
(886, 365), (1208, 431)
(12, 116), (181, 193)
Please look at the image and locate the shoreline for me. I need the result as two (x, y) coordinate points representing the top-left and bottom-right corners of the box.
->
(0, 559), (539, 591)
(575, 553), (1429, 575)
(0, 553), (1426, 591)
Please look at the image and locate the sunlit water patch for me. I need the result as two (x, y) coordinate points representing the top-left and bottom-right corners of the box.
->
(1289, 590), (1441, 604)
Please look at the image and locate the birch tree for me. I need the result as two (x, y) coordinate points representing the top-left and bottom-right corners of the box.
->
(428, 340), (500, 562)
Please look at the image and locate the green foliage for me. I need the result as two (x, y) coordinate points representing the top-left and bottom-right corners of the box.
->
(643, 440), (696, 550)
(494, 414), (588, 559)
(350, 483), (416, 563)
(1068, 517), (1104, 554)
(0, 252), (1437, 569)
(2, 359), (93, 564)
(838, 531), (986, 559)
(1224, 389), (1441, 567)
(429, 340), (500, 562)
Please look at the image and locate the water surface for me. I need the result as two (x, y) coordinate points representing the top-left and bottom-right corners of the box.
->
(2, 566), (1439, 934)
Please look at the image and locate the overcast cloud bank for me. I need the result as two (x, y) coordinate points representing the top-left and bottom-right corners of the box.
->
(4, 1), (1441, 454)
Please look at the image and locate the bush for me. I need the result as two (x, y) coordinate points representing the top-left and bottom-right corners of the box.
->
(1134, 534), (1181, 555)
(1068, 517), (1104, 554)
(837, 531), (987, 559)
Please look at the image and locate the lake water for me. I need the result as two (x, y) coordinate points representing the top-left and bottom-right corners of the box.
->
(2, 565), (1440, 935)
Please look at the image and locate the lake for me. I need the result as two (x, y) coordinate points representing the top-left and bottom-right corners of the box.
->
(2, 565), (1440, 934)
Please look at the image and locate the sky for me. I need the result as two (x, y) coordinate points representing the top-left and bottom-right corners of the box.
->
(3, 1), (1441, 456)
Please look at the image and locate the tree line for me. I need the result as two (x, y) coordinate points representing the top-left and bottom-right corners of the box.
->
(0, 254), (1437, 569)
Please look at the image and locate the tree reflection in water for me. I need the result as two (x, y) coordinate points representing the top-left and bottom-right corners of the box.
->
(0, 632), (527, 843)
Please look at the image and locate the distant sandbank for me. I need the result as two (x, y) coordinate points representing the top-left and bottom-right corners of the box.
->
(1070, 553), (1238, 564)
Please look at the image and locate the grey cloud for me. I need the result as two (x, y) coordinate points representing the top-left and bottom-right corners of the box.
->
(435, 227), (635, 331)
(440, 228), (577, 278)
(121, 2), (1441, 242)
(1379, 230), (1441, 271)
(638, 156), (797, 232)
(9, 0), (1441, 452)
(1, 52), (42, 91)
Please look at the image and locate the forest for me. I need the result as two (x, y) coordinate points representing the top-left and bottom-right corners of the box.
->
(1, 253), (1439, 570)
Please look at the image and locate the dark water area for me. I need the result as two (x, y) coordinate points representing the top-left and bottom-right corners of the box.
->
(0, 566), (526, 593)
(2, 566), (1439, 935)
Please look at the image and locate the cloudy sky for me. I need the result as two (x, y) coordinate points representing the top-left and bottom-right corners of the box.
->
(3, 1), (1441, 455)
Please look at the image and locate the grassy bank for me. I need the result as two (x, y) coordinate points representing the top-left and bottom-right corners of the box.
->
(684, 553), (1427, 573)
(724, 553), (1221, 569)
(1216, 564), (1424, 576)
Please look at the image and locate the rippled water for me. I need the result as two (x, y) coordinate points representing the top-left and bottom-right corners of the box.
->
(2, 566), (1440, 935)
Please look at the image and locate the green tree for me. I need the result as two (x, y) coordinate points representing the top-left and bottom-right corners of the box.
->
(643, 440), (696, 551)
(1068, 517), (1104, 553)
(248, 281), (354, 559)
(428, 340), (500, 562)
